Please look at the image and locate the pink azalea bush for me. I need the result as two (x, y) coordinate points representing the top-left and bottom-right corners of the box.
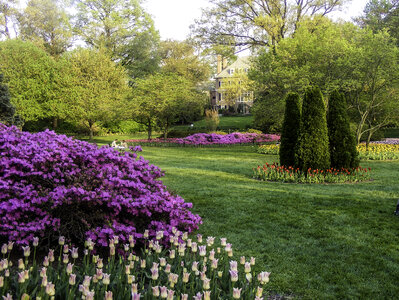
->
(127, 132), (280, 146)
(0, 124), (201, 247)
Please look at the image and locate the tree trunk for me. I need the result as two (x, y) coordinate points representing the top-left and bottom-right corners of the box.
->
(147, 118), (152, 140)
(88, 120), (94, 141)
(53, 118), (58, 130)
(162, 117), (170, 139)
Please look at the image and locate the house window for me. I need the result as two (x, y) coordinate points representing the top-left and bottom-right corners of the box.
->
(218, 81), (221, 87)
(230, 69), (234, 74)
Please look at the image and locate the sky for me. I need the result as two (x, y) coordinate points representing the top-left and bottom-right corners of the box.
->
(142, 0), (369, 41)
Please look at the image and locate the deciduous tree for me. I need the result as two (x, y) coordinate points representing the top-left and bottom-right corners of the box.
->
(0, 39), (58, 122)
(132, 73), (204, 139)
(250, 18), (399, 140)
(191, 0), (345, 52)
(357, 0), (399, 46)
(18, 0), (73, 56)
(61, 48), (130, 139)
(75, 0), (157, 60)
(0, 0), (18, 39)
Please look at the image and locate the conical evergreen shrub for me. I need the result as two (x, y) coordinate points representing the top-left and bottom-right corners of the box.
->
(295, 86), (330, 172)
(279, 92), (301, 167)
(327, 90), (359, 169)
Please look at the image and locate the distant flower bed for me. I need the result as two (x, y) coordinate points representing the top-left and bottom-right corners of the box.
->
(358, 142), (399, 160)
(257, 144), (279, 155)
(0, 229), (271, 299)
(253, 163), (371, 184)
(259, 141), (399, 161)
(127, 132), (280, 147)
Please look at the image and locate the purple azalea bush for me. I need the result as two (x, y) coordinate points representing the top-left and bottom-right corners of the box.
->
(127, 132), (280, 146)
(0, 124), (201, 247)
(176, 132), (280, 145)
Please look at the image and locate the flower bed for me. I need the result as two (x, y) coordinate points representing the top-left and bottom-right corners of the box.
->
(259, 141), (399, 161)
(257, 144), (279, 155)
(0, 229), (271, 299)
(0, 124), (201, 248)
(253, 163), (371, 184)
(357, 142), (399, 160)
(127, 133), (280, 147)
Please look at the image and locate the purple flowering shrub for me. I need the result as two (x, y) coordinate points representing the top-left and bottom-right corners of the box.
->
(0, 124), (201, 247)
(127, 132), (280, 146)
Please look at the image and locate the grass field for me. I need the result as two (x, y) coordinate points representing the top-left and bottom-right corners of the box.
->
(132, 145), (399, 299)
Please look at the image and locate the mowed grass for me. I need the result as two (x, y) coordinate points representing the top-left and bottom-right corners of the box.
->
(136, 145), (399, 299)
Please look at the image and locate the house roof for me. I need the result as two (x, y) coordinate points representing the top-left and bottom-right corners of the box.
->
(216, 56), (251, 78)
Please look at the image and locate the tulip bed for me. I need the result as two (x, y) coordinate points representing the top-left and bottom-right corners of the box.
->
(257, 144), (279, 155)
(0, 230), (270, 300)
(126, 133), (280, 147)
(253, 163), (371, 184)
(258, 141), (399, 161)
(357, 143), (399, 160)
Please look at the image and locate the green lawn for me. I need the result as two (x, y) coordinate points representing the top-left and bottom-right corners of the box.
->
(132, 145), (399, 299)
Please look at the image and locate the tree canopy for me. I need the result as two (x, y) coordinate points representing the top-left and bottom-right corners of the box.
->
(60, 48), (130, 139)
(249, 17), (399, 139)
(0, 39), (58, 122)
(75, 0), (158, 60)
(18, 0), (73, 56)
(357, 0), (399, 46)
(190, 0), (346, 52)
(131, 73), (206, 139)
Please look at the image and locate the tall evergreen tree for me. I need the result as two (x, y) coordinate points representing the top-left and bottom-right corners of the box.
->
(296, 87), (330, 172)
(0, 74), (22, 126)
(279, 92), (301, 167)
(327, 90), (359, 169)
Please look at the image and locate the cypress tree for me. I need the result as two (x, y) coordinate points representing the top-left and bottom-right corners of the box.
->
(295, 86), (330, 172)
(279, 92), (301, 167)
(327, 90), (359, 169)
(0, 74), (23, 126)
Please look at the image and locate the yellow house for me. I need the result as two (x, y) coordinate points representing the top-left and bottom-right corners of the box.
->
(211, 55), (253, 114)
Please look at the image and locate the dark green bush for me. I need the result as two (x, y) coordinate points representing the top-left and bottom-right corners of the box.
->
(296, 87), (330, 171)
(279, 92), (301, 167)
(327, 90), (359, 169)
(0, 74), (22, 126)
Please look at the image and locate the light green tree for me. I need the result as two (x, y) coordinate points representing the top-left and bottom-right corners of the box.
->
(61, 48), (130, 139)
(0, 39), (58, 122)
(191, 0), (346, 53)
(18, 0), (73, 56)
(357, 0), (399, 46)
(346, 28), (399, 144)
(250, 18), (399, 139)
(121, 30), (161, 79)
(159, 40), (211, 86)
(75, 0), (157, 60)
(132, 73), (203, 139)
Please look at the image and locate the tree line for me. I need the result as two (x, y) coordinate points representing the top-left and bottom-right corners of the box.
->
(191, 0), (399, 143)
(0, 0), (211, 139)
(1, 0), (398, 143)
